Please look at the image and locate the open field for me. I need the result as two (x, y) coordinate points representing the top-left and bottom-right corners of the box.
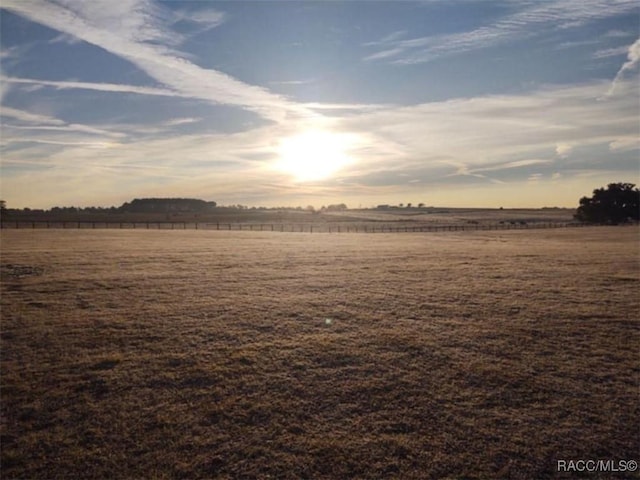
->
(1, 227), (638, 479)
(1, 207), (581, 235)
(1, 206), (577, 231)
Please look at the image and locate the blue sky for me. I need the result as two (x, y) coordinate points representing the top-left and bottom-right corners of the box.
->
(1, 0), (638, 209)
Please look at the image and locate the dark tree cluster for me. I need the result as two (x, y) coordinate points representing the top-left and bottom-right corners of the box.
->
(575, 183), (639, 224)
(119, 198), (217, 214)
(50, 206), (118, 214)
(324, 203), (348, 212)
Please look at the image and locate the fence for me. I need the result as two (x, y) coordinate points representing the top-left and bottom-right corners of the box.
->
(0, 220), (592, 233)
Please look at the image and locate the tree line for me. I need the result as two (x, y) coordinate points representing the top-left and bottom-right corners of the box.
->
(1, 198), (217, 215)
(1, 184), (638, 224)
(0, 198), (355, 215)
(119, 198), (217, 213)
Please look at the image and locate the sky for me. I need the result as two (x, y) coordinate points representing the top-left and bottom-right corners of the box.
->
(0, 0), (638, 209)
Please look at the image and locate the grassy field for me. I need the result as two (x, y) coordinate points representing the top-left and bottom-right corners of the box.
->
(1, 227), (638, 479)
(2, 206), (576, 229)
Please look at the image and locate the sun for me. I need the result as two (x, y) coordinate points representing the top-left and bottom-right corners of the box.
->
(276, 130), (354, 182)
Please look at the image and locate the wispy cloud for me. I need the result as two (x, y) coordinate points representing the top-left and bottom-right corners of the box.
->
(607, 37), (640, 95)
(364, 0), (639, 65)
(2, 75), (187, 98)
(269, 79), (316, 86)
(3, 123), (125, 138)
(604, 29), (636, 38)
(3, 137), (116, 147)
(0, 45), (23, 60)
(302, 102), (391, 113)
(163, 117), (201, 127)
(442, 160), (505, 184)
(476, 159), (554, 173)
(555, 143), (573, 158)
(557, 39), (600, 50)
(1, 0), (312, 122)
(362, 30), (406, 47)
(1, 104), (127, 151)
(172, 7), (226, 36)
(593, 45), (631, 59)
(1, 106), (66, 126)
(336, 78), (639, 183)
(49, 32), (83, 45)
(363, 48), (405, 62)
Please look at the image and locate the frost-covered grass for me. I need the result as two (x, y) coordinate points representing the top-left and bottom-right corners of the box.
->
(1, 227), (638, 479)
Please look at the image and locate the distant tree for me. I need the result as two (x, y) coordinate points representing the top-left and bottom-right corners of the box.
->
(574, 183), (640, 224)
(326, 203), (348, 212)
(120, 198), (216, 213)
(0, 200), (6, 219)
(418, 203), (425, 208)
(49, 206), (78, 213)
(406, 203), (412, 208)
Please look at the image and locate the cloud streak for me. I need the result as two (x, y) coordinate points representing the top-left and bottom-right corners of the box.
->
(1, 0), (312, 122)
(1, 106), (69, 126)
(335, 78), (639, 185)
(364, 0), (639, 65)
(2, 75), (189, 98)
(607, 37), (640, 95)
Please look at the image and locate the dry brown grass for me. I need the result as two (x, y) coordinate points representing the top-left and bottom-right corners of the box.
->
(1, 227), (638, 479)
(3, 206), (576, 229)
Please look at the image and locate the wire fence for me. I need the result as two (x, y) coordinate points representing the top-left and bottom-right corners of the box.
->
(0, 220), (597, 233)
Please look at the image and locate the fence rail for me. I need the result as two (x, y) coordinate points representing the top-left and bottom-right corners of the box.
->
(0, 220), (595, 233)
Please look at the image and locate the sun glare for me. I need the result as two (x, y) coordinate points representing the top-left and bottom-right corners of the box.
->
(276, 130), (355, 182)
